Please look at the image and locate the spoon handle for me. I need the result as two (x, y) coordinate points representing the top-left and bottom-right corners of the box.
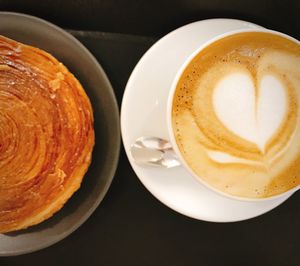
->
(130, 137), (181, 168)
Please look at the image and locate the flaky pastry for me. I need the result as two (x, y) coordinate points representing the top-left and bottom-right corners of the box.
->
(0, 36), (94, 233)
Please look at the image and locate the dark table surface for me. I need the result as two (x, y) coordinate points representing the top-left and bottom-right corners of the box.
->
(1, 1), (300, 265)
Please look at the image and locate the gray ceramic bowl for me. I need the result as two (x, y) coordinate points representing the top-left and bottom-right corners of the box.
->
(0, 12), (120, 256)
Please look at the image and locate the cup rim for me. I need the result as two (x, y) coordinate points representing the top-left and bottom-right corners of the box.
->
(167, 28), (300, 202)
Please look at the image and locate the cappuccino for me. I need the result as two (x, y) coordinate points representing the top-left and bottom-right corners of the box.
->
(172, 32), (300, 198)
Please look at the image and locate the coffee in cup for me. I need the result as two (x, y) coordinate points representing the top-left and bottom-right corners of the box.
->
(172, 31), (300, 199)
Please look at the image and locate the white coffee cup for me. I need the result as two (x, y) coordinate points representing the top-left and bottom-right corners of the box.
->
(159, 28), (300, 202)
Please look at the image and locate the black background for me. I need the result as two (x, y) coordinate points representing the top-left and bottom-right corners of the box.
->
(0, 0), (299, 39)
(1, 1), (300, 265)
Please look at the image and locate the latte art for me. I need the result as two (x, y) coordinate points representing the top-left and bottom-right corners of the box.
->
(172, 32), (300, 198)
(213, 72), (287, 151)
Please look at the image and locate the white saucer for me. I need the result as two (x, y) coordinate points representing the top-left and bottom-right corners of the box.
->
(121, 19), (291, 222)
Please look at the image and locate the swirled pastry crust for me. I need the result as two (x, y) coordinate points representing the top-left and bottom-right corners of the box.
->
(0, 36), (94, 233)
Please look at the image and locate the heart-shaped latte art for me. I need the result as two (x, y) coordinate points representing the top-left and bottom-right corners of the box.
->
(172, 32), (300, 198)
(213, 72), (287, 152)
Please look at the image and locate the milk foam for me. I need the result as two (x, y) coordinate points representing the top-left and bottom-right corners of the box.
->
(207, 150), (262, 165)
(213, 72), (287, 152)
(172, 32), (300, 198)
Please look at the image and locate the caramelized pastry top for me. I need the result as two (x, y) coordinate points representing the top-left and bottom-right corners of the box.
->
(0, 36), (94, 233)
